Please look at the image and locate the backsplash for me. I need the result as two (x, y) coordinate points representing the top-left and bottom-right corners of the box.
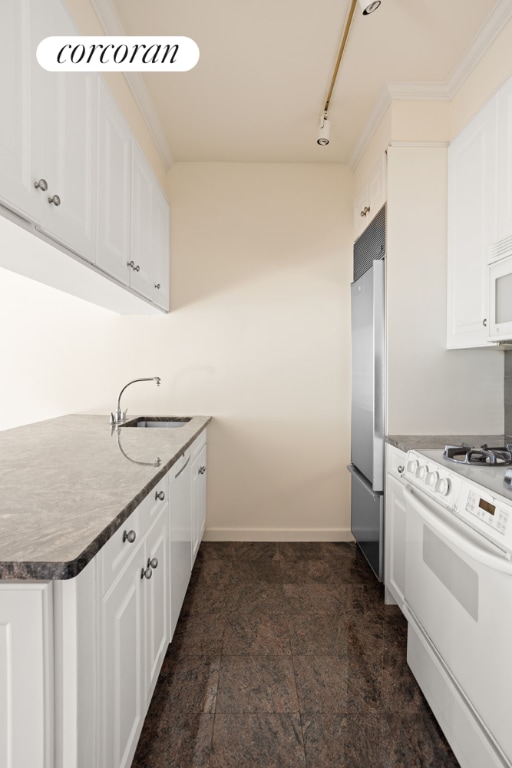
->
(506, 350), (512, 438)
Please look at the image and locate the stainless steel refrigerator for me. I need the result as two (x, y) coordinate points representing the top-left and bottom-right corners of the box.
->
(348, 206), (385, 580)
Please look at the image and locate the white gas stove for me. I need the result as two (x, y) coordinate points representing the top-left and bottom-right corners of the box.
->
(401, 442), (512, 768)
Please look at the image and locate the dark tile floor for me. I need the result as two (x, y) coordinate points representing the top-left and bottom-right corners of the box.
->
(132, 542), (460, 768)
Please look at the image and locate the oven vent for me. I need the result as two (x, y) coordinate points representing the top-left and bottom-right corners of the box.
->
(353, 204), (386, 281)
(488, 233), (512, 264)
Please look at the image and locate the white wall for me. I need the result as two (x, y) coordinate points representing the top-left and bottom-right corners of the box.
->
(0, 163), (354, 541)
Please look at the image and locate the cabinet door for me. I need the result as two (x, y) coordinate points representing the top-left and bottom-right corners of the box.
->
(0, 584), (52, 768)
(447, 98), (497, 348)
(384, 473), (407, 610)
(101, 554), (144, 768)
(131, 144), (170, 308)
(30, 0), (97, 263)
(190, 443), (207, 566)
(96, 81), (132, 283)
(143, 508), (169, 705)
(0, 0), (40, 221)
(169, 452), (192, 638)
(151, 184), (170, 310)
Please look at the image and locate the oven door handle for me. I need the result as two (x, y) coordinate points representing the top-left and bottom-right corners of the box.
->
(403, 484), (512, 575)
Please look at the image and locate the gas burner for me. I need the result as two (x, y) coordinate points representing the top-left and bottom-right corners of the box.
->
(444, 444), (512, 467)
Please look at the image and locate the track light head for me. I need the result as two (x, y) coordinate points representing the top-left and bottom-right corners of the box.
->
(317, 113), (330, 146)
(358, 0), (382, 14)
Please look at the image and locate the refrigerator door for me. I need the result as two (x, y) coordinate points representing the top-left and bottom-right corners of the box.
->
(348, 463), (384, 580)
(350, 259), (385, 492)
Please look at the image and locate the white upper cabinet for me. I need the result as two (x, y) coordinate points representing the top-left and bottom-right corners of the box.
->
(0, 0), (97, 261)
(447, 95), (498, 349)
(0, 0), (170, 313)
(96, 80), (132, 282)
(353, 155), (386, 242)
(30, 0), (97, 262)
(131, 144), (170, 310)
(0, 0), (37, 221)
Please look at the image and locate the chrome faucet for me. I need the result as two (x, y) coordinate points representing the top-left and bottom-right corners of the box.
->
(110, 377), (161, 426)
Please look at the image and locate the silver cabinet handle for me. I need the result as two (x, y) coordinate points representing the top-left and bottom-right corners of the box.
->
(198, 465), (206, 475)
(397, 465), (404, 475)
(123, 530), (136, 543)
(134, 264), (140, 272)
(148, 557), (158, 569)
(141, 566), (153, 580)
(155, 490), (165, 501)
(154, 283), (161, 290)
(48, 194), (61, 206)
(175, 455), (191, 479)
(34, 178), (48, 191)
(360, 205), (370, 217)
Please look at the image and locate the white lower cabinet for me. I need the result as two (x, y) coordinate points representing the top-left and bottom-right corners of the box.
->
(169, 449), (192, 638)
(99, 476), (169, 768)
(0, 428), (207, 768)
(0, 583), (53, 768)
(190, 434), (207, 567)
(384, 445), (407, 611)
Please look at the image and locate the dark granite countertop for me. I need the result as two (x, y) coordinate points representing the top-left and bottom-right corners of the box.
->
(0, 414), (210, 581)
(387, 434), (511, 453)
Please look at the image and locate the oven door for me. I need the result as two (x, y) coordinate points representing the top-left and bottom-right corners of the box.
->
(403, 483), (512, 767)
(489, 254), (512, 341)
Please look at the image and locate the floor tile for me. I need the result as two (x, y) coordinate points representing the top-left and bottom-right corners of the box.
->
(216, 656), (299, 714)
(222, 610), (292, 655)
(155, 655), (220, 715)
(132, 714), (214, 768)
(210, 714), (306, 768)
(171, 613), (226, 660)
(302, 713), (386, 768)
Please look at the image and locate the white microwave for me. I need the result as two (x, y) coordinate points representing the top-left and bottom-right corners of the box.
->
(488, 238), (512, 341)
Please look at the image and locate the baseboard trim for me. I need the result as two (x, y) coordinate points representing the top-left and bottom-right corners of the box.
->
(203, 528), (354, 542)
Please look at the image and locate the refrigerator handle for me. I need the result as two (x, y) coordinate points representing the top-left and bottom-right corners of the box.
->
(347, 464), (381, 502)
(373, 259), (385, 488)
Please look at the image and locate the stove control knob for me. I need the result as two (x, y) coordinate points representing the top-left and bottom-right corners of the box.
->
(415, 465), (427, 481)
(435, 477), (451, 496)
(426, 471), (439, 488)
(407, 459), (418, 474)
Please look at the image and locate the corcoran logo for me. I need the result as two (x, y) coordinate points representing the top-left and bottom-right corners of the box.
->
(36, 36), (200, 72)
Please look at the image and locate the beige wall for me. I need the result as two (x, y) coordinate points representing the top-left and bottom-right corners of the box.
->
(0, 163), (354, 540)
(386, 145), (503, 434)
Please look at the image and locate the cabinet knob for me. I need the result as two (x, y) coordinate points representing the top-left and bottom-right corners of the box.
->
(360, 206), (370, 217)
(134, 264), (140, 272)
(122, 529), (137, 544)
(154, 283), (161, 290)
(141, 566), (153, 580)
(148, 557), (158, 570)
(199, 466), (206, 474)
(483, 318), (488, 327)
(34, 178), (48, 192)
(155, 490), (165, 501)
(48, 194), (61, 206)
(397, 465), (404, 474)
(127, 260), (135, 269)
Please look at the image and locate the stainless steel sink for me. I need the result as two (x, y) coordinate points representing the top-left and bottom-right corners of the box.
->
(123, 417), (192, 429)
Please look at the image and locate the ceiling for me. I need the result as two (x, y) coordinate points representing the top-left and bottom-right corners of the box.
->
(95, 0), (505, 167)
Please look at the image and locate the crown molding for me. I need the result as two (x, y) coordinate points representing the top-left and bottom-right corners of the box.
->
(90, 0), (173, 170)
(351, 0), (512, 169)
